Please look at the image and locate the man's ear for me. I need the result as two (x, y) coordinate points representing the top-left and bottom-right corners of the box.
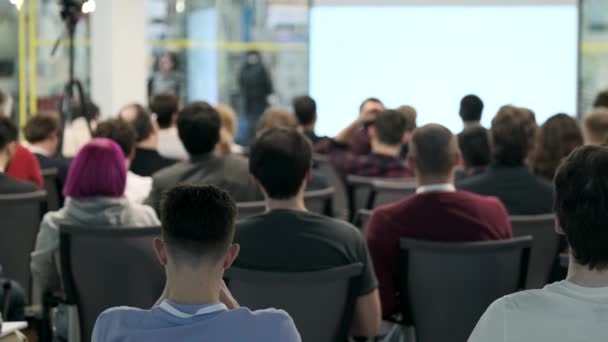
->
(223, 243), (240, 270)
(153, 238), (168, 266)
(555, 217), (565, 235)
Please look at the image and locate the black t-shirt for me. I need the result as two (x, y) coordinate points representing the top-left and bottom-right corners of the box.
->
(234, 209), (378, 296)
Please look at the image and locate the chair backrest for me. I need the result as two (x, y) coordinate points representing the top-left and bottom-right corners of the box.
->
(371, 179), (417, 208)
(510, 214), (559, 289)
(42, 168), (61, 212)
(354, 209), (372, 234)
(225, 263), (363, 342)
(304, 187), (334, 216)
(399, 237), (532, 342)
(0, 191), (47, 297)
(59, 225), (165, 342)
(346, 175), (375, 221)
(314, 154), (348, 220)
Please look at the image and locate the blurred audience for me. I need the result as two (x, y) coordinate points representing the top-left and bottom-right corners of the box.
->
(145, 102), (261, 213)
(328, 109), (414, 179)
(236, 128), (381, 338)
(293, 95), (324, 145)
(529, 113), (583, 180)
(0, 116), (37, 193)
(119, 103), (176, 176)
(470, 145), (608, 342)
(459, 94), (484, 130)
(457, 105), (553, 215)
(93, 118), (152, 203)
(31, 138), (159, 304)
(456, 125), (491, 180)
(24, 114), (71, 184)
(343, 97), (386, 156)
(366, 124), (512, 318)
(94, 184), (300, 342)
(62, 100), (100, 157)
(150, 93), (188, 160)
(216, 104), (244, 156)
(583, 108), (608, 145)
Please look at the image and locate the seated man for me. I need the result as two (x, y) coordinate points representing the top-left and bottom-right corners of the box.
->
(456, 125), (491, 180)
(366, 124), (512, 318)
(456, 105), (553, 215)
(93, 185), (300, 342)
(119, 103), (176, 176)
(293, 95), (324, 145)
(582, 108), (608, 145)
(470, 145), (608, 342)
(23, 113), (71, 183)
(145, 102), (261, 213)
(93, 118), (152, 204)
(459, 94), (484, 130)
(328, 109), (414, 179)
(0, 116), (38, 194)
(235, 128), (381, 339)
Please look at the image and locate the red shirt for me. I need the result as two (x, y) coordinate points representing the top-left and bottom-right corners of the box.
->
(365, 190), (512, 317)
(7, 145), (44, 188)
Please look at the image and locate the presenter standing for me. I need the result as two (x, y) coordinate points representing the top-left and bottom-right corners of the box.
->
(238, 50), (274, 144)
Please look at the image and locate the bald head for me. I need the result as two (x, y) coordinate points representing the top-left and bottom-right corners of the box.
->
(409, 124), (459, 178)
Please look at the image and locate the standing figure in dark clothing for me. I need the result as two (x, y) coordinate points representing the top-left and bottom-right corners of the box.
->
(238, 51), (273, 144)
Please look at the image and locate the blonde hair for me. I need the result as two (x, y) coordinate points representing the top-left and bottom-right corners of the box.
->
(257, 108), (298, 133)
(216, 104), (238, 137)
(584, 108), (608, 145)
(397, 105), (418, 132)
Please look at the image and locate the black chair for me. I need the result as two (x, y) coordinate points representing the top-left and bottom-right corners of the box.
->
(304, 187), (334, 216)
(59, 225), (164, 342)
(346, 175), (375, 221)
(314, 154), (349, 220)
(42, 168), (61, 212)
(370, 179), (417, 207)
(0, 191), (47, 298)
(354, 209), (372, 234)
(398, 236), (532, 342)
(225, 264), (363, 342)
(510, 214), (559, 289)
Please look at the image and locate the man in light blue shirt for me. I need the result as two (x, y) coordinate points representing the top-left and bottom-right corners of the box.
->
(92, 185), (301, 342)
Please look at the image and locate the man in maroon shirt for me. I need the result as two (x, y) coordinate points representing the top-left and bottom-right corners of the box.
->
(365, 124), (512, 318)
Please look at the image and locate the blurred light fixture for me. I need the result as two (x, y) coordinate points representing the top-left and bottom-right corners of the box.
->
(176, 0), (185, 13)
(82, 0), (96, 14)
(9, 0), (23, 10)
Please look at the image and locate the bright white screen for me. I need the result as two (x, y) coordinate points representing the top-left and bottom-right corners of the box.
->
(310, 5), (578, 135)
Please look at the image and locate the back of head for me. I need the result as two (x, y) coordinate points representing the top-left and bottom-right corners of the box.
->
(257, 108), (298, 133)
(459, 95), (484, 122)
(397, 105), (418, 132)
(410, 124), (457, 177)
(593, 90), (608, 109)
(293, 96), (317, 126)
(554, 145), (608, 270)
(120, 104), (154, 143)
(530, 113), (583, 180)
(24, 114), (60, 144)
(70, 100), (100, 122)
(583, 108), (608, 145)
(150, 93), (179, 129)
(359, 97), (383, 112)
(64, 138), (126, 199)
(216, 104), (238, 137)
(458, 125), (491, 168)
(374, 109), (408, 146)
(93, 118), (137, 158)
(161, 184), (237, 263)
(177, 102), (221, 156)
(491, 105), (536, 165)
(0, 116), (17, 150)
(250, 128), (312, 199)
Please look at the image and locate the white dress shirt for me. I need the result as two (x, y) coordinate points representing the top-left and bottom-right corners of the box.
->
(125, 171), (152, 204)
(157, 127), (188, 160)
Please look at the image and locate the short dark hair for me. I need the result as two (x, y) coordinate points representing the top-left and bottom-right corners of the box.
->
(459, 95), (484, 122)
(458, 126), (491, 168)
(359, 97), (383, 112)
(410, 124), (457, 177)
(123, 104), (154, 143)
(0, 116), (17, 150)
(71, 100), (100, 122)
(491, 105), (536, 165)
(249, 128), (312, 199)
(374, 110), (407, 146)
(593, 90), (608, 109)
(177, 102), (221, 155)
(24, 114), (61, 143)
(93, 118), (136, 158)
(554, 145), (608, 270)
(161, 184), (237, 262)
(150, 93), (179, 129)
(293, 96), (317, 126)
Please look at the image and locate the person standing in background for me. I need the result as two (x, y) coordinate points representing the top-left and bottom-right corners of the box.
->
(238, 51), (273, 144)
(149, 52), (182, 98)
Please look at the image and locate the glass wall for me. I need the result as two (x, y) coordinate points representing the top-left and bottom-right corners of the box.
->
(580, 0), (608, 114)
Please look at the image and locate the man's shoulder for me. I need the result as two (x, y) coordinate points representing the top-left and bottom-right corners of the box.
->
(151, 161), (191, 182)
(455, 172), (489, 190)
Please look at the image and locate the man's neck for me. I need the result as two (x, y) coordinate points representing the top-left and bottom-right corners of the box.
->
(371, 141), (401, 158)
(0, 154), (7, 172)
(416, 174), (454, 188)
(30, 142), (53, 157)
(567, 256), (608, 288)
(165, 267), (222, 305)
(463, 120), (480, 129)
(266, 194), (307, 212)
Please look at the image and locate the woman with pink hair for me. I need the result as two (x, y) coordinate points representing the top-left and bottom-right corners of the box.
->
(30, 138), (159, 305)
